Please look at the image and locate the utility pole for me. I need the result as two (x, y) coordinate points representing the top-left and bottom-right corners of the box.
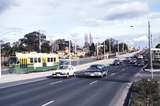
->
(69, 40), (71, 65)
(97, 43), (99, 57)
(109, 39), (111, 54)
(104, 41), (105, 59)
(0, 41), (1, 78)
(122, 42), (124, 53)
(117, 41), (119, 56)
(39, 35), (41, 53)
(148, 21), (153, 79)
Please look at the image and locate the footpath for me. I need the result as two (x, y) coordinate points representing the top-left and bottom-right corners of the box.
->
(0, 52), (137, 88)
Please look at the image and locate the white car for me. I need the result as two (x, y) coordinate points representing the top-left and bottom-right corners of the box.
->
(52, 65), (76, 77)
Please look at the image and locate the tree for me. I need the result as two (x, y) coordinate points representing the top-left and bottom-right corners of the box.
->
(119, 43), (128, 52)
(1, 42), (12, 56)
(11, 31), (50, 53)
(89, 43), (96, 56)
(41, 41), (51, 53)
(155, 44), (160, 48)
(102, 38), (118, 53)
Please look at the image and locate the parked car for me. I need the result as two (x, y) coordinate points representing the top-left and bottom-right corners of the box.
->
(52, 65), (76, 78)
(75, 64), (108, 77)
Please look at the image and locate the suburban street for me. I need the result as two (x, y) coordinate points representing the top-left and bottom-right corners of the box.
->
(0, 61), (143, 106)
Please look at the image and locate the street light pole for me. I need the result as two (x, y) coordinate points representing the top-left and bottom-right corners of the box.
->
(117, 41), (119, 56)
(39, 35), (41, 53)
(109, 39), (111, 54)
(0, 42), (1, 78)
(148, 21), (153, 79)
(97, 43), (99, 57)
(69, 40), (71, 65)
(104, 41), (105, 59)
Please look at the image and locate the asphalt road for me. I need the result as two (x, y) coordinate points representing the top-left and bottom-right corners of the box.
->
(0, 62), (142, 106)
(61, 57), (97, 66)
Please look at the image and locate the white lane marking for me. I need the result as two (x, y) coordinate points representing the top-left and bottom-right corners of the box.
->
(110, 73), (116, 76)
(89, 80), (97, 85)
(49, 80), (63, 85)
(42, 100), (55, 106)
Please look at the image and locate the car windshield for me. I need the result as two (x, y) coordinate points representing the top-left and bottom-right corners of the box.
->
(59, 65), (69, 69)
(88, 65), (103, 71)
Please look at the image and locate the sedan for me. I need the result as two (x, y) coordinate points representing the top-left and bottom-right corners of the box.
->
(113, 59), (121, 65)
(75, 64), (108, 77)
(52, 65), (76, 78)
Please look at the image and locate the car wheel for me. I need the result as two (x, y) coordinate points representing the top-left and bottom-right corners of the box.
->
(66, 73), (69, 78)
(100, 73), (104, 78)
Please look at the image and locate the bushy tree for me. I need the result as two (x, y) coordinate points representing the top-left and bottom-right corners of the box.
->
(156, 44), (160, 48)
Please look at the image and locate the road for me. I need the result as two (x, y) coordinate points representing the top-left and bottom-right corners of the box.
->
(0, 61), (142, 106)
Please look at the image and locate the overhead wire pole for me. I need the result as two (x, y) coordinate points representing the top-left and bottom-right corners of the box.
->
(0, 41), (1, 78)
(148, 20), (153, 79)
(39, 35), (41, 53)
(69, 39), (71, 65)
(104, 40), (105, 60)
(117, 40), (119, 56)
(109, 39), (111, 54)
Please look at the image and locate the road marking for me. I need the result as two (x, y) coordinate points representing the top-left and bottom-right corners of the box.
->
(110, 73), (116, 76)
(49, 80), (63, 85)
(42, 100), (55, 106)
(89, 80), (97, 85)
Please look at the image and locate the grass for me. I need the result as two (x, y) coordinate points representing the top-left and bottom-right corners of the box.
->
(130, 79), (160, 106)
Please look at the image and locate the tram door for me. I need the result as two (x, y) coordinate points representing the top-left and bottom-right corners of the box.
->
(42, 58), (46, 67)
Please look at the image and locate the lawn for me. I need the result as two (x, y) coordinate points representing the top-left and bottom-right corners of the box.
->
(130, 79), (160, 106)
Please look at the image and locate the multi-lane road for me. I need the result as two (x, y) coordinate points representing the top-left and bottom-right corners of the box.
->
(0, 61), (143, 106)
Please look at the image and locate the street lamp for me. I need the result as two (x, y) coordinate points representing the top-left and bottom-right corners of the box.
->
(0, 41), (2, 78)
(104, 41), (106, 59)
(148, 21), (153, 79)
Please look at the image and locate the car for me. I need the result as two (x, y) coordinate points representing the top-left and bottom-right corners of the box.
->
(75, 64), (108, 77)
(129, 58), (137, 64)
(113, 59), (121, 65)
(52, 65), (76, 78)
(136, 60), (145, 66)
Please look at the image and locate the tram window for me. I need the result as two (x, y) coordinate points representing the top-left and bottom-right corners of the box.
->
(54, 58), (56, 62)
(30, 58), (33, 63)
(48, 58), (50, 62)
(34, 58), (38, 63)
(38, 58), (41, 63)
(51, 58), (53, 62)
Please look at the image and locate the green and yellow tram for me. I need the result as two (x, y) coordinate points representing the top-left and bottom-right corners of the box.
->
(9, 52), (59, 73)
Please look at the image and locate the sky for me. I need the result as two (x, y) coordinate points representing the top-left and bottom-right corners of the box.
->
(0, 0), (160, 48)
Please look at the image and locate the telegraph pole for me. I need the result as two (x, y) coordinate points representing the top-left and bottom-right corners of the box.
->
(148, 21), (153, 79)
(39, 35), (41, 53)
(69, 40), (71, 65)
(117, 41), (119, 56)
(109, 39), (111, 54)
(0, 41), (1, 78)
(104, 41), (105, 59)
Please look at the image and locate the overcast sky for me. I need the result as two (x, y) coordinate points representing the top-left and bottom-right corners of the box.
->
(0, 0), (160, 48)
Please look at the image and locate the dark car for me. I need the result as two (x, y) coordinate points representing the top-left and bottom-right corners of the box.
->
(76, 64), (108, 77)
(129, 58), (137, 64)
(113, 59), (121, 65)
(135, 60), (145, 66)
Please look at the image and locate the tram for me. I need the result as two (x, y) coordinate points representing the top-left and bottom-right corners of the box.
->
(9, 52), (59, 73)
